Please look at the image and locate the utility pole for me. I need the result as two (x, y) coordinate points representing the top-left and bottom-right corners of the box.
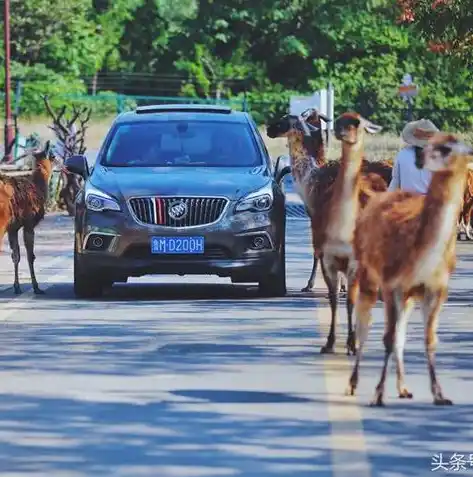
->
(3, 0), (14, 163)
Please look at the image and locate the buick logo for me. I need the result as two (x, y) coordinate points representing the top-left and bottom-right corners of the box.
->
(168, 200), (188, 220)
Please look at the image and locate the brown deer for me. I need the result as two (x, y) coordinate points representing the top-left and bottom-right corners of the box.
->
(457, 169), (473, 240)
(346, 132), (473, 407)
(266, 110), (392, 295)
(0, 141), (57, 294)
(316, 112), (383, 356)
(266, 109), (346, 293)
(42, 95), (91, 216)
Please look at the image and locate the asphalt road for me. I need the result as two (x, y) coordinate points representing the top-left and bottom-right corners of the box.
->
(0, 187), (473, 477)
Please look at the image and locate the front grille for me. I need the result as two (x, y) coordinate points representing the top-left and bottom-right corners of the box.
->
(128, 197), (228, 227)
(123, 244), (230, 260)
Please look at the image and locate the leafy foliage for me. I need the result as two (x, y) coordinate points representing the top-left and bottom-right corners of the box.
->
(397, 0), (473, 62)
(0, 0), (472, 131)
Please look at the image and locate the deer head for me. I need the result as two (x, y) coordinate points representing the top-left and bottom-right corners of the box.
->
(266, 108), (331, 162)
(334, 112), (383, 146)
(42, 95), (92, 160)
(266, 108), (330, 139)
(421, 133), (473, 173)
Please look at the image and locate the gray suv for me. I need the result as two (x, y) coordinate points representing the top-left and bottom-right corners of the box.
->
(65, 104), (290, 298)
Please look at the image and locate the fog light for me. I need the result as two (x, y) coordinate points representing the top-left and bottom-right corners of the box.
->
(84, 233), (115, 251)
(252, 236), (265, 249)
(92, 236), (104, 248)
(247, 234), (271, 251)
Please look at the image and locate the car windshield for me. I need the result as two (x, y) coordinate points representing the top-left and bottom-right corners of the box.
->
(101, 119), (262, 167)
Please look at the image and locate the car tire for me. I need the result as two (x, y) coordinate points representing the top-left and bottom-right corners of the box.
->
(74, 242), (106, 299)
(258, 237), (287, 297)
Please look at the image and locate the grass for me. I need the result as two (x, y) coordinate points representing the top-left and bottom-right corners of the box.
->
(5, 115), (473, 164)
(15, 115), (116, 150)
(259, 127), (402, 162)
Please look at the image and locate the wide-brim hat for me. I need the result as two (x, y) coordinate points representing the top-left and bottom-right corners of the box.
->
(401, 118), (440, 147)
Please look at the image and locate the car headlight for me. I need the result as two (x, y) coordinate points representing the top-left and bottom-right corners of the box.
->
(85, 184), (121, 212)
(235, 184), (274, 213)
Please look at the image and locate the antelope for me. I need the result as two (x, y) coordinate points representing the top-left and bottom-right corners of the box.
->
(346, 132), (473, 406)
(317, 112), (383, 355)
(266, 110), (391, 297)
(0, 141), (57, 294)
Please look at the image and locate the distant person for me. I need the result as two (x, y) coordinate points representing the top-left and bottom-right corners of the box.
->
(388, 118), (440, 194)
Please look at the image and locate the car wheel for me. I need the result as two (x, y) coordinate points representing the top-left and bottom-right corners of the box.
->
(258, 237), (286, 297)
(74, 242), (106, 299)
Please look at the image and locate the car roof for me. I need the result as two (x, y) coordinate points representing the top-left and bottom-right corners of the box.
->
(115, 103), (250, 124)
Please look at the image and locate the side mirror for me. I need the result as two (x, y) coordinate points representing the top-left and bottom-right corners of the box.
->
(65, 154), (89, 179)
(274, 154), (291, 184)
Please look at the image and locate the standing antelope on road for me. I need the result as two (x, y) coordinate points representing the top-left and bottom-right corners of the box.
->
(346, 133), (473, 407)
(317, 112), (383, 355)
(0, 141), (56, 294)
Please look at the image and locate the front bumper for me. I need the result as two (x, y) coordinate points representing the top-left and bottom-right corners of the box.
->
(75, 205), (282, 282)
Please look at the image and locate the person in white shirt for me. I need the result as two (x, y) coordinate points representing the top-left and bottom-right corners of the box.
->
(388, 118), (440, 194)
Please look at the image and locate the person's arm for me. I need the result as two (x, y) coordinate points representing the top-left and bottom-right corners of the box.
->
(387, 152), (401, 191)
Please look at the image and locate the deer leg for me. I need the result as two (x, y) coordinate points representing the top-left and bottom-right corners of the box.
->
(301, 254), (318, 292)
(0, 224), (7, 253)
(23, 228), (44, 295)
(320, 257), (339, 354)
(8, 229), (21, 294)
(346, 270), (377, 396)
(394, 296), (414, 399)
(370, 287), (401, 407)
(345, 264), (359, 356)
(465, 199), (473, 240)
(421, 288), (452, 405)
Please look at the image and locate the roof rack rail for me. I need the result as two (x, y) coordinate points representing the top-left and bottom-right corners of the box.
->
(135, 104), (232, 115)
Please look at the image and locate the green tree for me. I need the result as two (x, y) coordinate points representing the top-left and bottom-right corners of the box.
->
(9, 0), (102, 76)
(397, 0), (473, 62)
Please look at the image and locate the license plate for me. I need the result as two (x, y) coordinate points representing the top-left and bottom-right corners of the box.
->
(150, 236), (204, 254)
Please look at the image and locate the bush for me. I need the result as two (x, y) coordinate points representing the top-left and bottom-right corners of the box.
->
(235, 86), (300, 125)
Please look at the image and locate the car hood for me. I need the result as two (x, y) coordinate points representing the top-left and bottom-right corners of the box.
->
(89, 165), (272, 201)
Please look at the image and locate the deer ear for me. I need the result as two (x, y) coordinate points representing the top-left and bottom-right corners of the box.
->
(451, 141), (473, 156)
(43, 140), (52, 156)
(362, 118), (383, 134)
(307, 123), (320, 132)
(319, 113), (332, 123)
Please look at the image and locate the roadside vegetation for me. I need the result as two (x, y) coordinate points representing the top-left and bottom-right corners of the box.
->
(1, 0), (472, 144)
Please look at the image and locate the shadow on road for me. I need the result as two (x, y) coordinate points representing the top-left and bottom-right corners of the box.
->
(0, 393), (332, 476)
(0, 280), (330, 305)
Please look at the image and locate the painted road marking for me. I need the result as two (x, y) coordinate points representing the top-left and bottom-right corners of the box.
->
(314, 273), (372, 477)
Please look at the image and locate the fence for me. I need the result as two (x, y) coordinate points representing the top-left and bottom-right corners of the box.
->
(2, 88), (473, 134)
(34, 93), (473, 131)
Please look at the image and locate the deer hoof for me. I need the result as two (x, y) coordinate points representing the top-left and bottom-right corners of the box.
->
(346, 345), (357, 356)
(33, 287), (45, 295)
(346, 335), (357, 356)
(13, 285), (21, 295)
(369, 395), (385, 407)
(320, 344), (335, 354)
(301, 285), (314, 292)
(345, 384), (357, 396)
(434, 397), (453, 406)
(398, 389), (413, 399)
